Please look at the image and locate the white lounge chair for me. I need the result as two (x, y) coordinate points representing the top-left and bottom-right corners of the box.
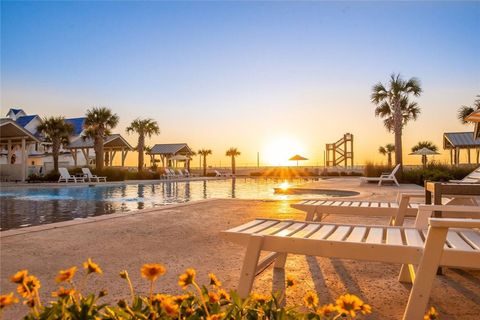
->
(450, 166), (480, 183)
(58, 167), (85, 183)
(214, 170), (228, 177)
(177, 169), (186, 178)
(184, 169), (197, 177)
(362, 163), (400, 186)
(81, 167), (107, 182)
(291, 192), (478, 225)
(163, 168), (175, 179)
(221, 206), (480, 320)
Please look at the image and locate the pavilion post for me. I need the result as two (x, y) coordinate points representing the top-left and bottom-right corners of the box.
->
(121, 148), (126, 167)
(71, 149), (78, 166)
(110, 151), (116, 166)
(476, 148), (479, 164)
(468, 148), (471, 164)
(21, 138), (27, 181)
(449, 149), (453, 165)
(7, 139), (12, 164)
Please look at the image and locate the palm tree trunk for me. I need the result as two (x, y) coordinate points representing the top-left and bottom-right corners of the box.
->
(95, 134), (104, 171)
(393, 98), (403, 176)
(387, 153), (392, 168)
(203, 155), (207, 176)
(232, 156), (235, 174)
(52, 139), (60, 173)
(138, 133), (145, 172)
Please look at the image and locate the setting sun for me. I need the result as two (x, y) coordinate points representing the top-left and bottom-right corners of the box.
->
(262, 137), (306, 166)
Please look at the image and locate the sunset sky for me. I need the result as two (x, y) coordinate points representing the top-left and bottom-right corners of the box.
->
(1, 1), (479, 167)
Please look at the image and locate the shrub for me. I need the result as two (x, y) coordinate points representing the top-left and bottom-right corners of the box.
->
(1, 259), (381, 319)
(363, 162), (391, 178)
(125, 170), (161, 180)
(401, 163), (477, 186)
(94, 167), (127, 181)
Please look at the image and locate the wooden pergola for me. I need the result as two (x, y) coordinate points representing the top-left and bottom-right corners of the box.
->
(0, 118), (41, 181)
(443, 132), (480, 165)
(66, 134), (134, 167)
(149, 143), (194, 168)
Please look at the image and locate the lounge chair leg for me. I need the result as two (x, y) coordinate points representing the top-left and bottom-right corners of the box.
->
(402, 227), (448, 320)
(274, 253), (288, 269)
(305, 209), (316, 221)
(398, 264), (414, 283)
(238, 235), (264, 298)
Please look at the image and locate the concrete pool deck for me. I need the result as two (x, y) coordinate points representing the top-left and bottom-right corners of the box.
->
(1, 178), (479, 319)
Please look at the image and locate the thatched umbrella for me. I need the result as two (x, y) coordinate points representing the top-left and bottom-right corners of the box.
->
(409, 147), (440, 169)
(465, 110), (480, 140)
(289, 154), (308, 166)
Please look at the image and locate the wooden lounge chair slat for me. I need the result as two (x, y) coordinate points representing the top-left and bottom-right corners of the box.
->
(241, 220), (279, 234)
(390, 203), (399, 208)
(405, 229), (424, 247)
(360, 202), (370, 207)
(227, 220), (265, 233)
(351, 201), (361, 207)
(322, 201), (334, 206)
(341, 201), (353, 206)
(258, 221), (293, 235)
(460, 231), (480, 250)
(275, 222), (307, 237)
(409, 203), (420, 209)
(366, 227), (384, 243)
(446, 231), (475, 251)
(290, 224), (321, 238)
(346, 227), (367, 242)
(386, 228), (403, 245)
(326, 226), (352, 241)
(380, 202), (389, 208)
(308, 225), (336, 240)
(332, 201), (343, 206)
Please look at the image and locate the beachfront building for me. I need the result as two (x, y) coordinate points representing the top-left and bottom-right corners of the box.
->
(0, 118), (41, 181)
(1, 108), (133, 177)
(65, 134), (134, 167)
(149, 143), (194, 168)
(443, 132), (480, 165)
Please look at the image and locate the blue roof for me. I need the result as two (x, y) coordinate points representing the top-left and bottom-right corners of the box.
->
(15, 115), (37, 127)
(10, 108), (23, 115)
(65, 117), (85, 136)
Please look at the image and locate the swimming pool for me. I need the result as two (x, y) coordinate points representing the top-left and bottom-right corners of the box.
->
(0, 178), (355, 231)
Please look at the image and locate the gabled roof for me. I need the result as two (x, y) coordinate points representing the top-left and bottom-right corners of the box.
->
(0, 118), (41, 143)
(150, 143), (193, 155)
(443, 132), (480, 149)
(65, 117), (86, 136)
(66, 134), (134, 150)
(15, 115), (38, 128)
(9, 108), (24, 115)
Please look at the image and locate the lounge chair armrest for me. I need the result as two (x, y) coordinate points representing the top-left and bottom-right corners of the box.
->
(418, 205), (480, 213)
(414, 205), (480, 228)
(429, 217), (480, 229)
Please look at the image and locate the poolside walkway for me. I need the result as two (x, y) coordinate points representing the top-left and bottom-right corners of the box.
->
(1, 178), (479, 319)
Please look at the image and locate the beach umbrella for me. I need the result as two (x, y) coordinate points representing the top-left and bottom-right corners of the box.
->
(289, 154), (308, 166)
(409, 147), (440, 169)
(465, 110), (480, 139)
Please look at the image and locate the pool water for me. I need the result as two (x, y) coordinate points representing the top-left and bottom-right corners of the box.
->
(0, 178), (347, 231)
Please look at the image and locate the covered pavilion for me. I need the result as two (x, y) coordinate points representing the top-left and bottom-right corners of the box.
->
(149, 143), (194, 168)
(443, 132), (480, 165)
(65, 134), (134, 167)
(0, 118), (41, 181)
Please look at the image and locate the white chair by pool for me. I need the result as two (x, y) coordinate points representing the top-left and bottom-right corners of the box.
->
(81, 167), (107, 182)
(215, 170), (228, 177)
(450, 166), (480, 183)
(58, 167), (85, 183)
(221, 205), (480, 320)
(362, 163), (400, 186)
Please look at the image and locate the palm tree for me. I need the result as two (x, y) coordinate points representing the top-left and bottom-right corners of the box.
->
(37, 117), (74, 173)
(378, 143), (395, 168)
(83, 107), (119, 171)
(457, 95), (480, 124)
(411, 141), (438, 168)
(126, 118), (160, 172)
(226, 147), (241, 175)
(371, 73), (422, 173)
(197, 149), (212, 176)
